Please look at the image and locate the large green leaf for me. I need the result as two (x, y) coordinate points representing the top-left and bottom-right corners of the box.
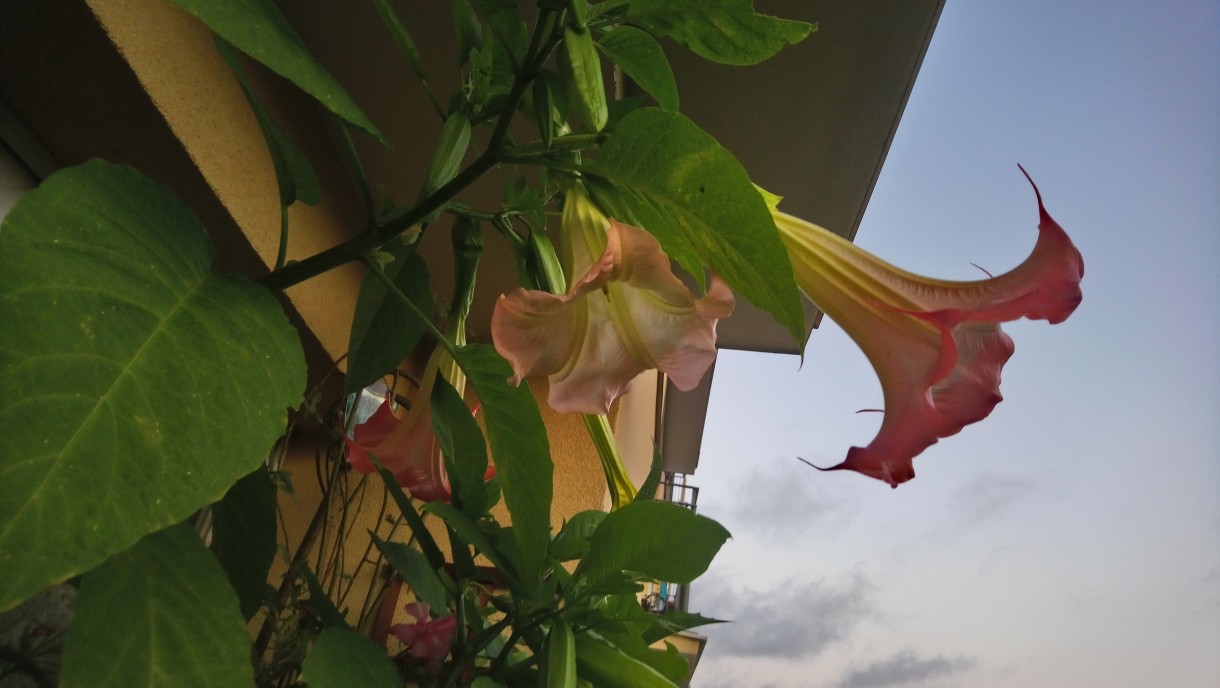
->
(60, 523), (253, 687)
(211, 465), (278, 620)
(575, 501), (729, 595)
(586, 107), (805, 345)
(371, 535), (449, 613)
(623, 0), (813, 65)
(573, 630), (678, 688)
(431, 375), (495, 517)
(167, 0), (385, 142)
(344, 248), (432, 395)
(596, 26), (679, 111)
(423, 501), (519, 586)
(300, 628), (401, 688)
(0, 161), (306, 611)
(551, 510), (607, 562)
(454, 344), (552, 585)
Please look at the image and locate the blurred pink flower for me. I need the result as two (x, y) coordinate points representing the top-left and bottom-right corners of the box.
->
(492, 184), (734, 414)
(777, 170), (1083, 486)
(391, 601), (457, 668)
(345, 394), (451, 502)
(346, 339), (492, 501)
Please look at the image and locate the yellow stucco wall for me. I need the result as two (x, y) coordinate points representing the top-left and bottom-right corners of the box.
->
(86, 0), (365, 364)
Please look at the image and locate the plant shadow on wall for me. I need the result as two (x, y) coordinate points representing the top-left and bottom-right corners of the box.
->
(0, 1), (1081, 686)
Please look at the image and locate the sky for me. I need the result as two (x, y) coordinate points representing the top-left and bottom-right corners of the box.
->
(686, 2), (1220, 687)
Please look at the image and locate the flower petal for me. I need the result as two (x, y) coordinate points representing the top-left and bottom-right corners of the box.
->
(777, 173), (1082, 486)
(344, 349), (459, 502)
(491, 214), (734, 414)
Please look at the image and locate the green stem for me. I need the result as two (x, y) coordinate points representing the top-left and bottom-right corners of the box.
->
(583, 414), (637, 509)
(333, 121), (376, 229)
(274, 204), (289, 271)
(360, 257), (455, 357)
(498, 154), (587, 175)
(505, 132), (605, 157)
(259, 23), (565, 292)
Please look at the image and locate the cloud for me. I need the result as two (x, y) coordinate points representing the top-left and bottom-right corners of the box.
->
(950, 474), (1036, 523)
(699, 459), (859, 540)
(835, 650), (977, 688)
(695, 573), (875, 659)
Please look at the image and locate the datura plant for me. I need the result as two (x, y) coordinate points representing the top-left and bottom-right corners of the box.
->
(0, 1), (1080, 687)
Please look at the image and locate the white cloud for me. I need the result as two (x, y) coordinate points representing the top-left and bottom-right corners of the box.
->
(694, 573), (875, 659)
(835, 650), (978, 688)
(950, 474), (1036, 524)
(699, 459), (860, 541)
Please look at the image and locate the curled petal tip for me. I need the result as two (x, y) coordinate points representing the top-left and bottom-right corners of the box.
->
(774, 171), (1081, 488)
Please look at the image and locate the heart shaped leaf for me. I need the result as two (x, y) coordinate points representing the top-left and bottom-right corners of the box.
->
(60, 523), (254, 688)
(0, 161), (306, 610)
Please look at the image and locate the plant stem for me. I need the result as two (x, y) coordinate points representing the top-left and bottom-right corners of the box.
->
(360, 257), (455, 357)
(260, 13), (565, 293)
(274, 204), (289, 271)
(253, 450), (346, 659)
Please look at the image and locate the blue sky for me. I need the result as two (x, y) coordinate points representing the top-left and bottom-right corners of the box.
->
(688, 2), (1219, 686)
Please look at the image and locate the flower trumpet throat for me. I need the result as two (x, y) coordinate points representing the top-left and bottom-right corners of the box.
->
(779, 169), (1083, 487)
(492, 184), (734, 415)
(345, 325), (486, 502)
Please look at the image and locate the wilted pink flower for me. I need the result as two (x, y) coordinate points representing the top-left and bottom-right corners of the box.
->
(346, 335), (492, 501)
(345, 394), (451, 502)
(777, 169), (1083, 486)
(492, 184), (734, 414)
(391, 601), (457, 668)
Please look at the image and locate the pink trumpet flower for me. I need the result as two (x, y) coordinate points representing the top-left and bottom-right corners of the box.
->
(391, 602), (457, 669)
(778, 169), (1083, 487)
(346, 339), (491, 501)
(492, 184), (734, 414)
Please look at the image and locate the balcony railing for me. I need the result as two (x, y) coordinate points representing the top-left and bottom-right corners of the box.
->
(641, 472), (699, 615)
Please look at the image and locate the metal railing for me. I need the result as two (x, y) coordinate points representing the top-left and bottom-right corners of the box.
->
(641, 472), (699, 615)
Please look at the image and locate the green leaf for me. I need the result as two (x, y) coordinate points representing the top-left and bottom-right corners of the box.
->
(546, 617), (577, 688)
(452, 0), (483, 66)
(595, 630), (689, 684)
(596, 26), (678, 111)
(372, 535), (450, 613)
(423, 501), (518, 588)
(585, 107), (805, 345)
(298, 563), (350, 630)
(574, 630), (677, 688)
(345, 248), (432, 395)
(211, 465), (278, 620)
(551, 510), (606, 562)
(634, 444), (664, 503)
(431, 375), (494, 516)
(300, 628), (401, 688)
(576, 501), (729, 594)
(371, 469), (448, 591)
(640, 609), (724, 645)
(532, 74), (558, 146)
(0, 161), (306, 611)
(60, 523), (253, 687)
(561, 26), (608, 131)
(454, 344), (552, 585)
(423, 113), (473, 196)
(370, 0), (438, 110)
(623, 0), (813, 65)
(168, 0), (385, 141)
(216, 37), (321, 207)
(581, 591), (722, 646)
